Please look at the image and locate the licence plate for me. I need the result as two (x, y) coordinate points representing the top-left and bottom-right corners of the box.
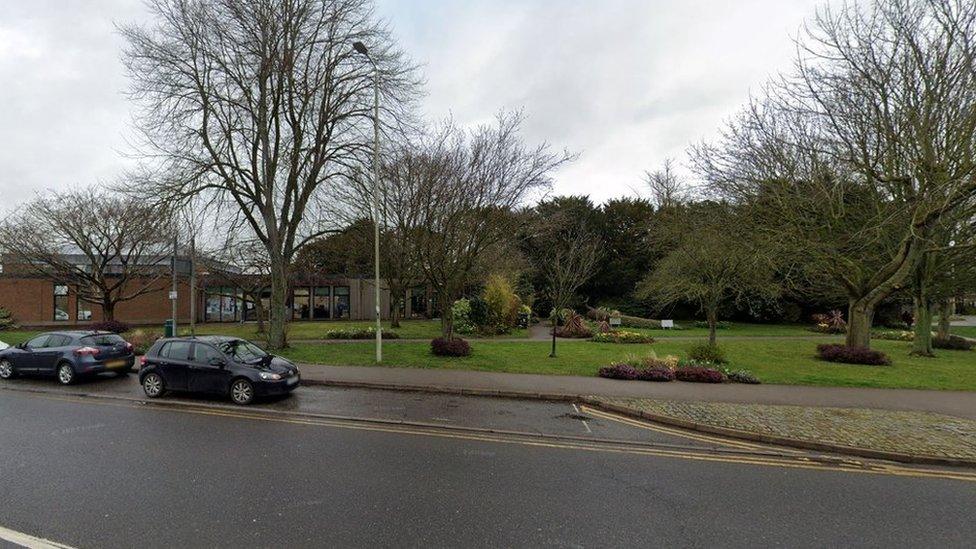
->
(105, 360), (126, 369)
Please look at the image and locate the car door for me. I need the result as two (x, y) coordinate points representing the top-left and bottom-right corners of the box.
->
(187, 343), (231, 395)
(15, 335), (51, 373)
(156, 340), (192, 391)
(35, 334), (70, 374)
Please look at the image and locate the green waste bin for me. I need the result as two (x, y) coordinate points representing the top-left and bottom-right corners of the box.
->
(164, 319), (175, 338)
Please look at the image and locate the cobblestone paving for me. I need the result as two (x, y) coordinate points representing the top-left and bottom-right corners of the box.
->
(596, 398), (976, 460)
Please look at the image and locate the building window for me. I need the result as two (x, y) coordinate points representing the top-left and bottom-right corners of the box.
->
(53, 284), (70, 321)
(221, 286), (238, 321)
(205, 293), (221, 322)
(333, 286), (350, 319)
(313, 287), (331, 319)
(293, 288), (311, 320)
(77, 298), (93, 321)
(409, 287), (428, 319)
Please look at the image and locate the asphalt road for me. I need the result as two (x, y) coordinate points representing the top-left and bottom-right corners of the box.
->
(1, 386), (975, 548)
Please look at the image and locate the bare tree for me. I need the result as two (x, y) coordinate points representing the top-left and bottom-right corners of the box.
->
(0, 189), (174, 321)
(644, 158), (688, 210)
(695, 0), (976, 349)
(523, 212), (602, 357)
(638, 204), (779, 346)
(399, 113), (573, 339)
(120, 0), (420, 348)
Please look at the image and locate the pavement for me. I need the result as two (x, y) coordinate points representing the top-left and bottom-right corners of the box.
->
(291, 362), (976, 420)
(2, 386), (976, 547)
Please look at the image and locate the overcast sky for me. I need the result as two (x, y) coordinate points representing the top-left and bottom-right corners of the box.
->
(0, 0), (824, 211)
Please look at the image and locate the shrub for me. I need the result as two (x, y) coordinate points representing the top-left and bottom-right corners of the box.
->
(127, 329), (162, 355)
(0, 307), (18, 331)
(674, 366), (726, 383)
(637, 367), (675, 382)
(932, 335), (975, 351)
(598, 363), (640, 380)
(816, 344), (891, 366)
(451, 299), (475, 335)
(431, 337), (471, 357)
(722, 368), (761, 384)
(687, 342), (727, 364)
(90, 320), (132, 334)
(810, 310), (846, 334)
(555, 311), (593, 338)
(694, 320), (732, 330)
(590, 330), (655, 344)
(481, 274), (522, 334)
(325, 328), (400, 340)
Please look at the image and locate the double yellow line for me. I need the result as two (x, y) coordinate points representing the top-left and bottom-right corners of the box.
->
(17, 391), (976, 483)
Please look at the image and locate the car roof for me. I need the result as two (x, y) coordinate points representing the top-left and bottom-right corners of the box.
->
(40, 330), (118, 338)
(161, 335), (243, 344)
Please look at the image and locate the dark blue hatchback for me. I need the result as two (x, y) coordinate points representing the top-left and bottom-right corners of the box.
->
(0, 331), (135, 385)
(139, 336), (300, 405)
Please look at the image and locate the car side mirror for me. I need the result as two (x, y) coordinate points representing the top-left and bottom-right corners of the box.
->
(17, 342), (26, 350)
(209, 357), (227, 368)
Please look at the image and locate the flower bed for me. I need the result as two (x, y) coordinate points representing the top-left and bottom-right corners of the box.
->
(590, 330), (655, 344)
(324, 328), (400, 340)
(431, 337), (471, 357)
(597, 354), (757, 384)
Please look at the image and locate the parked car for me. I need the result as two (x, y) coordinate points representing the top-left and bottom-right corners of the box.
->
(139, 336), (301, 405)
(0, 331), (135, 384)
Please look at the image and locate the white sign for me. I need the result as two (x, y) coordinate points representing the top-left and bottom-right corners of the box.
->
(661, 319), (674, 329)
(169, 291), (178, 300)
(609, 317), (622, 326)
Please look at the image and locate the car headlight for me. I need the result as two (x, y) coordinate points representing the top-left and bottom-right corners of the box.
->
(259, 372), (282, 381)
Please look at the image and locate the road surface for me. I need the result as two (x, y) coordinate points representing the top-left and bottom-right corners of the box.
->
(0, 382), (974, 548)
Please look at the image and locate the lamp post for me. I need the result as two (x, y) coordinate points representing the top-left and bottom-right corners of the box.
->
(353, 41), (383, 363)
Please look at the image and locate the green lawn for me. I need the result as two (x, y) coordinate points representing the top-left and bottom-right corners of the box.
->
(183, 319), (528, 341)
(280, 337), (976, 391)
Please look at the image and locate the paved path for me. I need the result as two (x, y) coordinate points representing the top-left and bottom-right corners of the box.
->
(296, 363), (976, 419)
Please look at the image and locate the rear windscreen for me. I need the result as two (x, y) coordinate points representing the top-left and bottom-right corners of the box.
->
(81, 334), (126, 346)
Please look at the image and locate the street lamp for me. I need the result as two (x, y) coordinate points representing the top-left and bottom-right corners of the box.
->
(353, 41), (383, 363)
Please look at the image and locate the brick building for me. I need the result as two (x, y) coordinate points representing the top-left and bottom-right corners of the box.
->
(0, 255), (434, 328)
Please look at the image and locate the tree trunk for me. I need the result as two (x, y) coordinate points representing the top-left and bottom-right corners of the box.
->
(550, 311), (558, 358)
(706, 307), (718, 347)
(102, 299), (116, 322)
(846, 299), (874, 348)
(911, 296), (934, 357)
(936, 299), (952, 340)
(390, 291), (402, 329)
(254, 295), (266, 334)
(439, 291), (454, 339)
(267, 263), (289, 349)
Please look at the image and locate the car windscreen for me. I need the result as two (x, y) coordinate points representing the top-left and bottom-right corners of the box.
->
(217, 340), (268, 363)
(82, 334), (126, 346)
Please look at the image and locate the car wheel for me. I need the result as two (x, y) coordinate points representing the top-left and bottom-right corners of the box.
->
(142, 373), (164, 398)
(230, 378), (254, 405)
(0, 359), (14, 380)
(57, 363), (76, 385)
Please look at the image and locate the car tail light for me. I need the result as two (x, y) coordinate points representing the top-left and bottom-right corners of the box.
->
(139, 356), (147, 367)
(74, 346), (100, 357)
(125, 342), (133, 352)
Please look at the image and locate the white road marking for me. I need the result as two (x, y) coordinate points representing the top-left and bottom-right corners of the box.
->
(571, 403), (593, 433)
(0, 525), (76, 549)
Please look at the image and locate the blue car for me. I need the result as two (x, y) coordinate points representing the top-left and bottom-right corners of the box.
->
(0, 331), (135, 385)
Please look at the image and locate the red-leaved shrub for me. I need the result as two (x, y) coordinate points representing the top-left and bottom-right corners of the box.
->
(598, 363), (640, 380)
(638, 367), (676, 382)
(674, 366), (726, 383)
(90, 320), (132, 334)
(816, 344), (891, 366)
(431, 337), (471, 357)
